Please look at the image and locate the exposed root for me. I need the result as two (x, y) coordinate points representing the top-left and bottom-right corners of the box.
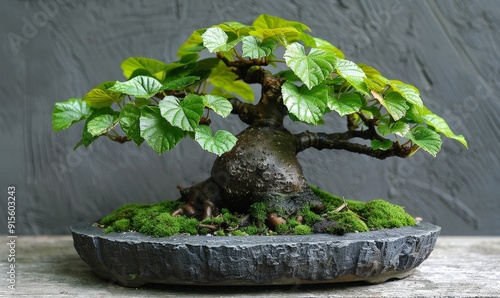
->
(198, 224), (218, 231)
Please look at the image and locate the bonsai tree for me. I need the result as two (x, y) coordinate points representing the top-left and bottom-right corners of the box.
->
(53, 15), (467, 235)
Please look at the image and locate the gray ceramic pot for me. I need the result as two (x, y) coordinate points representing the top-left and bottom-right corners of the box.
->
(70, 222), (440, 287)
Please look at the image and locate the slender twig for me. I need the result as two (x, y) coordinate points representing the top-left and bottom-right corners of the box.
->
(332, 202), (348, 213)
(226, 225), (240, 232)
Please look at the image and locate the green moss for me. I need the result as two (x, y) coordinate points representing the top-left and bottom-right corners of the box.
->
(131, 206), (163, 230)
(201, 215), (224, 225)
(298, 206), (323, 226)
(275, 223), (290, 234)
(221, 208), (240, 228)
(100, 201), (186, 237)
(310, 185), (365, 212)
(344, 200), (366, 213)
(215, 229), (226, 236)
(99, 188), (415, 237)
(104, 218), (131, 233)
(158, 200), (183, 210)
(100, 203), (143, 226)
(293, 224), (312, 235)
(266, 230), (278, 236)
(327, 210), (370, 234)
(177, 217), (200, 235)
(229, 230), (248, 236)
(139, 212), (180, 237)
(287, 219), (300, 228)
(199, 227), (211, 235)
(241, 225), (259, 235)
(249, 202), (268, 223)
(309, 185), (344, 208)
(361, 199), (416, 229)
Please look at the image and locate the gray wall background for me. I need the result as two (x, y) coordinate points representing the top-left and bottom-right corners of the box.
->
(1, 0), (499, 235)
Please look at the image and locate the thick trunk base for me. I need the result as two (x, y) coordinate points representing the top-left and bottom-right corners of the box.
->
(178, 125), (324, 218)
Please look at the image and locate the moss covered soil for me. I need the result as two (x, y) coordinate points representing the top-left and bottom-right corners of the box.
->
(99, 186), (416, 237)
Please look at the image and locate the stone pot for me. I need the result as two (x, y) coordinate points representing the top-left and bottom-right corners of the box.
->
(70, 222), (440, 287)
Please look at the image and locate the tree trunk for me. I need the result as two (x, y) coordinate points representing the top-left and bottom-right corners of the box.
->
(176, 123), (323, 218)
(211, 124), (322, 214)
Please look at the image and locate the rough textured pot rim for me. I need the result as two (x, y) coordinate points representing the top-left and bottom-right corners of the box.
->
(70, 222), (440, 287)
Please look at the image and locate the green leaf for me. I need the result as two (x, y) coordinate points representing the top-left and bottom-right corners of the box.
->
(302, 35), (345, 59)
(405, 127), (442, 157)
(275, 70), (301, 82)
(365, 75), (423, 108)
(188, 58), (220, 82)
(383, 91), (409, 121)
(393, 83), (423, 108)
(227, 22), (254, 37)
(177, 29), (207, 56)
(335, 59), (369, 95)
(52, 98), (93, 131)
(281, 82), (328, 125)
(127, 68), (154, 80)
(404, 104), (425, 124)
(162, 76), (200, 90)
(209, 62), (254, 102)
(365, 73), (391, 92)
(323, 76), (346, 85)
(202, 27), (227, 52)
(159, 95), (204, 132)
(178, 52), (199, 64)
(134, 98), (151, 108)
(140, 106), (186, 154)
(87, 114), (119, 137)
(194, 125), (237, 156)
(249, 28), (301, 43)
(121, 57), (168, 81)
(95, 81), (117, 90)
(252, 14), (310, 32)
(284, 42), (336, 89)
(417, 106), (468, 148)
(377, 121), (410, 137)
(371, 139), (393, 151)
(79, 108), (119, 148)
(220, 21), (247, 31)
(214, 24), (239, 40)
(424, 115), (468, 148)
(328, 92), (364, 116)
(109, 76), (163, 99)
(201, 94), (233, 118)
(361, 105), (381, 119)
(163, 61), (198, 83)
(201, 27), (241, 53)
(82, 87), (123, 108)
(119, 103), (143, 146)
(241, 36), (276, 59)
(358, 64), (381, 78)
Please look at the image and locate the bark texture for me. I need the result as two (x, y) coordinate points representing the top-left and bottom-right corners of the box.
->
(211, 125), (322, 214)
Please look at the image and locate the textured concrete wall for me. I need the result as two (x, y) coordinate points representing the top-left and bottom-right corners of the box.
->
(1, 0), (499, 235)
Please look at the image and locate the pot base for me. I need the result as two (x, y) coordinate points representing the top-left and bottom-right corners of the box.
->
(70, 222), (440, 287)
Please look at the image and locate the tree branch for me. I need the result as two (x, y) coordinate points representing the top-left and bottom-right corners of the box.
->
(229, 98), (257, 125)
(295, 131), (411, 159)
(347, 114), (358, 131)
(216, 52), (269, 82)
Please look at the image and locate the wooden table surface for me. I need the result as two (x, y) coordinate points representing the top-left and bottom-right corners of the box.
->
(1, 235), (499, 297)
